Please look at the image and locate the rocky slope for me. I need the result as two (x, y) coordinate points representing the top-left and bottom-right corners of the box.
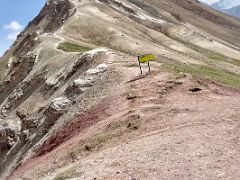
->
(0, 0), (240, 179)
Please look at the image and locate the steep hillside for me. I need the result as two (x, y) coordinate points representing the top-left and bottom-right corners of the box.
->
(0, 0), (240, 179)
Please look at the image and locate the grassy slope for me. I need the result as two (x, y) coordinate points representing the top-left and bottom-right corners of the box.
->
(162, 60), (240, 88)
(57, 42), (92, 52)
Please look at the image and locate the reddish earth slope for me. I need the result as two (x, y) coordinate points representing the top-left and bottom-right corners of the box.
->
(9, 63), (240, 179)
(1, 0), (240, 179)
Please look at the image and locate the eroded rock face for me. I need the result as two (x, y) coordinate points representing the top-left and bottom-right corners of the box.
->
(0, 18), (111, 175)
(86, 64), (108, 75)
(0, 126), (17, 153)
(0, 0), (111, 177)
(49, 97), (72, 112)
(42, 96), (73, 130)
(0, 53), (37, 109)
(28, 0), (75, 33)
(65, 63), (108, 99)
(12, 33), (39, 58)
(0, 73), (46, 118)
(74, 78), (94, 88)
(66, 78), (93, 97)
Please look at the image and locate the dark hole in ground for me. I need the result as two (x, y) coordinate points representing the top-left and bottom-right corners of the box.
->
(189, 87), (202, 92)
(84, 145), (92, 151)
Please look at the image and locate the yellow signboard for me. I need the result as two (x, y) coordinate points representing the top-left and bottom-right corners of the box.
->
(138, 54), (156, 63)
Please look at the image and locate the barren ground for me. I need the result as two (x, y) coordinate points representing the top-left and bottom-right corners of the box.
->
(1, 0), (240, 179)
(9, 62), (240, 179)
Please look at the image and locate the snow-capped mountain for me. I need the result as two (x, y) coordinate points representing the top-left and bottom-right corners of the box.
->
(211, 0), (240, 10)
(211, 0), (240, 18)
(223, 5), (240, 17)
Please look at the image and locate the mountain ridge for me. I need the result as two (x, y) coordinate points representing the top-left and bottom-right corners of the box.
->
(211, 0), (240, 17)
(0, 0), (240, 179)
(223, 5), (240, 17)
(211, 0), (240, 9)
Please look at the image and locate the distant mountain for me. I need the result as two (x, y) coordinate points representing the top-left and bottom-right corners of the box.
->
(211, 0), (240, 18)
(223, 5), (240, 17)
(212, 0), (240, 10)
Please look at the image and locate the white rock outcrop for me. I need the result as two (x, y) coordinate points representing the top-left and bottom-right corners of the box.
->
(50, 96), (72, 111)
(86, 63), (108, 75)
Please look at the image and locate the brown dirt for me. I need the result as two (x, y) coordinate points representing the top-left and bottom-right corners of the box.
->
(9, 69), (240, 179)
(2, 0), (240, 179)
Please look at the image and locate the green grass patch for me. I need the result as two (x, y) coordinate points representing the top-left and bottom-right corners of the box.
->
(57, 42), (91, 52)
(227, 59), (240, 67)
(209, 54), (226, 61)
(207, 53), (240, 66)
(207, 52), (240, 66)
(163, 61), (240, 88)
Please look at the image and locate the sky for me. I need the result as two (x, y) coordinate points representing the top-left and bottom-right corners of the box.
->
(200, 0), (220, 4)
(0, 0), (46, 56)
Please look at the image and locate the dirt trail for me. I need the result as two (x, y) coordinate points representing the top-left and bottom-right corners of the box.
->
(2, 0), (240, 179)
(9, 59), (240, 179)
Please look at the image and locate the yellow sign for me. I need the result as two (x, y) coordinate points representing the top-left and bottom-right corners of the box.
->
(138, 54), (156, 63)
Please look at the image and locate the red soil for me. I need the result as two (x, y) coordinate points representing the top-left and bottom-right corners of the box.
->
(36, 97), (116, 156)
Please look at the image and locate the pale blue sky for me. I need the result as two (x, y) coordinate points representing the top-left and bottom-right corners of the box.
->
(0, 0), (46, 56)
(201, 0), (219, 4)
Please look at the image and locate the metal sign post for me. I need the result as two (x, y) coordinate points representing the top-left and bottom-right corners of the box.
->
(137, 54), (155, 75)
(148, 61), (151, 74)
(138, 56), (143, 75)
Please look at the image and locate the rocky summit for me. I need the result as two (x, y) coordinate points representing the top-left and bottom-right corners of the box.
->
(0, 0), (240, 179)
